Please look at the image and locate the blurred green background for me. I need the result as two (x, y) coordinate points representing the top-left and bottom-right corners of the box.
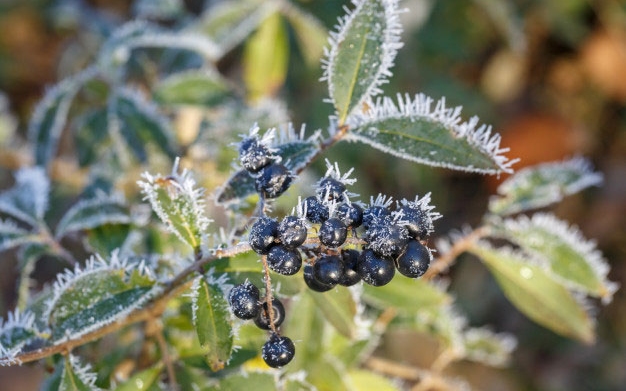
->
(0, 0), (624, 390)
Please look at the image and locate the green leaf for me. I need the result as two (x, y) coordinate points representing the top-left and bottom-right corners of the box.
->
(489, 157), (603, 215)
(55, 196), (130, 239)
(468, 242), (595, 343)
(347, 95), (515, 175)
(59, 355), (100, 391)
(348, 370), (402, 391)
(206, 371), (276, 391)
(283, 3), (327, 66)
(0, 219), (38, 252)
(153, 69), (232, 107)
(284, 291), (325, 373)
(0, 310), (38, 356)
(324, 0), (402, 124)
(216, 134), (320, 205)
(309, 287), (357, 339)
(115, 88), (179, 162)
(73, 109), (110, 167)
(362, 275), (450, 314)
(492, 213), (617, 302)
(243, 11), (289, 101)
(462, 327), (517, 367)
(0, 167), (50, 226)
(191, 276), (234, 372)
(115, 363), (163, 391)
(28, 67), (97, 167)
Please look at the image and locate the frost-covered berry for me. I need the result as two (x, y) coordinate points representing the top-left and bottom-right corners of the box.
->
(239, 136), (274, 173)
(303, 264), (335, 292)
(254, 298), (286, 330)
(339, 249), (361, 286)
(304, 196), (329, 224)
(267, 245), (302, 276)
(337, 202), (363, 228)
(262, 333), (295, 368)
(317, 177), (346, 201)
(228, 281), (261, 320)
(313, 255), (344, 285)
(398, 204), (430, 239)
(255, 163), (292, 199)
(395, 240), (431, 278)
(358, 249), (395, 286)
(365, 223), (409, 258)
(362, 206), (391, 229)
(249, 216), (279, 255)
(278, 216), (307, 249)
(318, 218), (348, 248)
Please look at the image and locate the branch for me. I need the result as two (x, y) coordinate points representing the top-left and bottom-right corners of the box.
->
(423, 227), (488, 280)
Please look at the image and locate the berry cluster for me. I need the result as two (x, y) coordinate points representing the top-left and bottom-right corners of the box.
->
(237, 157), (439, 368)
(238, 127), (292, 199)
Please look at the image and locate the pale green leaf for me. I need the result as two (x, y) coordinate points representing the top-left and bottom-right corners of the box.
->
(348, 369), (402, 391)
(307, 358), (352, 391)
(469, 243), (595, 343)
(362, 275), (450, 314)
(324, 0), (402, 124)
(489, 157), (602, 215)
(115, 363), (163, 391)
(55, 196), (130, 239)
(284, 291), (324, 373)
(243, 12), (289, 101)
(206, 371), (275, 391)
(493, 213), (617, 302)
(153, 69), (232, 107)
(283, 3), (327, 66)
(309, 287), (357, 339)
(347, 94), (515, 175)
(191, 276), (233, 372)
(59, 355), (100, 391)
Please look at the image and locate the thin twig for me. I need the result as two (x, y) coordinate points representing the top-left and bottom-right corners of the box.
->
(153, 324), (178, 391)
(423, 227), (488, 280)
(261, 255), (277, 333)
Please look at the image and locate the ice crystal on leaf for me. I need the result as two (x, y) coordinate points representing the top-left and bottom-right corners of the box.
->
(0, 310), (38, 365)
(0, 167), (50, 226)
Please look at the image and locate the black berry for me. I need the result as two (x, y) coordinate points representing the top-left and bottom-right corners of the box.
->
(228, 281), (260, 320)
(278, 216), (307, 249)
(362, 206), (391, 229)
(303, 264), (335, 292)
(262, 333), (295, 368)
(249, 216), (279, 255)
(239, 137), (273, 173)
(398, 204), (430, 239)
(339, 249), (361, 286)
(358, 249), (395, 286)
(254, 298), (286, 330)
(313, 255), (344, 285)
(267, 245), (302, 275)
(366, 223), (409, 258)
(337, 202), (363, 228)
(317, 177), (346, 201)
(255, 163), (292, 199)
(318, 218), (348, 248)
(395, 240), (431, 278)
(304, 196), (329, 224)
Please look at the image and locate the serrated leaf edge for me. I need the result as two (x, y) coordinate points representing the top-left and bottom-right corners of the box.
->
(64, 354), (101, 390)
(0, 310), (38, 366)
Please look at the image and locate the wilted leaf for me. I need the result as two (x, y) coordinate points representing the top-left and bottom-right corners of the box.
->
(190, 276), (233, 371)
(469, 242), (595, 343)
(309, 287), (357, 339)
(362, 275), (450, 314)
(55, 195), (130, 239)
(153, 69), (231, 106)
(489, 157), (603, 215)
(324, 0), (403, 124)
(347, 94), (516, 175)
(243, 11), (289, 101)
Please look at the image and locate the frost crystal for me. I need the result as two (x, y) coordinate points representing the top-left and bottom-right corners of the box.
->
(67, 355), (101, 389)
(0, 167), (50, 226)
(0, 310), (38, 365)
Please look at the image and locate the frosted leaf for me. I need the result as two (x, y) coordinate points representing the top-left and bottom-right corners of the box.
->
(127, 31), (220, 61)
(0, 310), (38, 365)
(489, 157), (603, 215)
(462, 327), (517, 367)
(55, 193), (130, 239)
(0, 218), (37, 252)
(0, 167), (50, 226)
(322, 0), (404, 123)
(138, 158), (212, 249)
(153, 68), (232, 107)
(493, 213), (618, 303)
(61, 355), (102, 390)
(346, 94), (517, 175)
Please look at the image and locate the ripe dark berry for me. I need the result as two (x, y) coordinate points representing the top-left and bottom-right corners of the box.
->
(304, 196), (329, 224)
(366, 223), (409, 258)
(318, 218), (348, 248)
(278, 216), (307, 249)
(313, 255), (344, 285)
(398, 205), (430, 239)
(239, 137), (273, 173)
(303, 264), (335, 292)
(254, 298), (286, 330)
(395, 240), (431, 278)
(249, 216), (279, 255)
(255, 163), (292, 199)
(228, 281), (260, 320)
(339, 249), (361, 286)
(262, 333), (295, 368)
(357, 249), (395, 286)
(362, 206), (391, 229)
(337, 202), (363, 228)
(267, 245), (302, 276)
(316, 177), (346, 201)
